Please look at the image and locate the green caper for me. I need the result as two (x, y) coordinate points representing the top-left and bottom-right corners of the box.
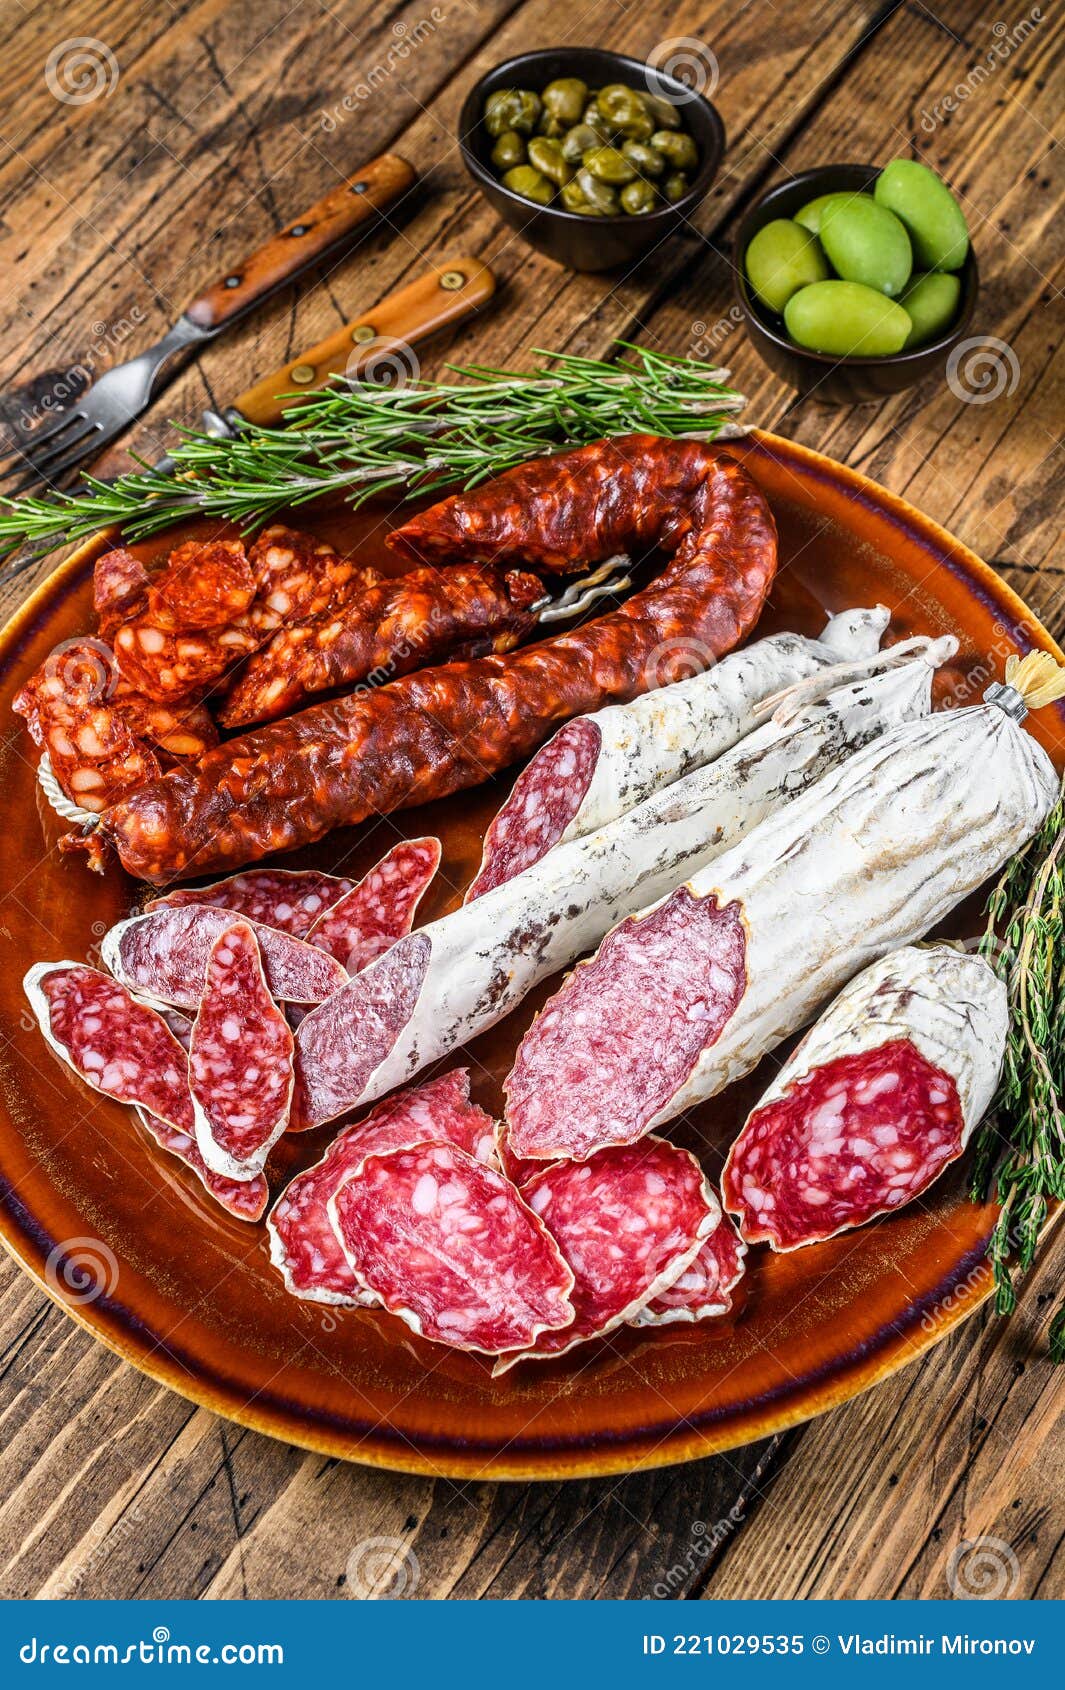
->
(484, 88), (542, 138)
(576, 167), (620, 214)
(582, 144), (637, 185)
(560, 122), (601, 163)
(527, 136), (573, 187)
(501, 164), (554, 206)
(621, 138), (665, 180)
(642, 91), (682, 130)
(542, 77), (588, 127)
(620, 179), (658, 215)
(661, 171), (690, 204)
(490, 129), (526, 171)
(537, 113), (566, 139)
(560, 177), (604, 216)
(596, 83), (654, 139)
(581, 101), (613, 139)
(650, 129), (698, 170)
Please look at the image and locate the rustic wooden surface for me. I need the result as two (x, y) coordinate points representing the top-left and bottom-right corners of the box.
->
(0, 0), (1062, 1601)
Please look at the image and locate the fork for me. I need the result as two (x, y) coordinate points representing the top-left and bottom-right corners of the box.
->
(0, 154), (416, 497)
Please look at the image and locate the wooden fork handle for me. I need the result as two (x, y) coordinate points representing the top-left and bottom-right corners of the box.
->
(182, 154), (417, 333)
(231, 258), (497, 427)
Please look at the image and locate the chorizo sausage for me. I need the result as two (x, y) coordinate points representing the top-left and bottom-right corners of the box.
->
(70, 440), (778, 882)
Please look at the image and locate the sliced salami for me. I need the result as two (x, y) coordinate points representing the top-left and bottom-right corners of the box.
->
(504, 889), (748, 1164)
(327, 1141), (575, 1353)
(145, 539), (256, 631)
(94, 548), (149, 638)
(189, 921), (294, 1180)
(147, 868), (357, 939)
(14, 639), (162, 813)
(102, 904), (347, 1011)
(134, 1106), (269, 1223)
(306, 838), (441, 973)
(633, 1209), (746, 1326)
(292, 654), (946, 1129)
(493, 1139), (720, 1372)
(24, 962), (193, 1134)
(722, 945), (1007, 1250)
(466, 609), (891, 900)
(268, 1069), (496, 1306)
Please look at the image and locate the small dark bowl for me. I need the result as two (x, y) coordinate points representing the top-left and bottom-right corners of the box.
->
(459, 48), (725, 274)
(733, 164), (979, 404)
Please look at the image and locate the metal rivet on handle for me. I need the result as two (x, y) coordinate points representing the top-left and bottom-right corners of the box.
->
(439, 270), (466, 291)
(350, 324), (376, 344)
(288, 223), (310, 238)
(289, 364), (316, 384)
(223, 275), (242, 289)
(350, 182), (368, 194)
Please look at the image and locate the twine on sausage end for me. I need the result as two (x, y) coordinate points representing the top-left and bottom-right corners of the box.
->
(37, 755), (99, 827)
(1003, 651), (1065, 711)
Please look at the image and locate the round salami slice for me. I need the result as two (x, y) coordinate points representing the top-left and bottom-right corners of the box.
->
(134, 1106), (269, 1223)
(147, 868), (357, 939)
(493, 1138), (720, 1372)
(24, 962), (194, 1134)
(306, 838), (441, 973)
(633, 1208), (746, 1326)
(328, 1140), (575, 1353)
(145, 539), (256, 631)
(189, 920), (295, 1181)
(722, 944), (1008, 1250)
(504, 889), (747, 1164)
(94, 548), (150, 638)
(102, 903), (347, 1011)
(464, 720), (601, 901)
(268, 1069), (496, 1306)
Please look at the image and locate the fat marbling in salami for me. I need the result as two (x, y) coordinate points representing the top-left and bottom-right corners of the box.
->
(633, 1208), (746, 1326)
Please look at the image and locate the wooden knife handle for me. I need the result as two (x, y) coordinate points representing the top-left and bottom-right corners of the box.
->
(232, 258), (497, 427)
(182, 154), (417, 333)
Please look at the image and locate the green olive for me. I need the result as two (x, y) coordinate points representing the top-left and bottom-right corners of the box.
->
(501, 164), (554, 206)
(537, 113), (566, 139)
(650, 130), (698, 171)
(661, 171), (690, 204)
(819, 195), (913, 297)
(561, 122), (601, 163)
(581, 101), (614, 139)
(542, 77), (588, 127)
(484, 88), (542, 138)
(582, 144), (637, 185)
(899, 271), (962, 347)
(490, 129), (526, 171)
(621, 139), (665, 180)
(596, 84), (655, 140)
(527, 136), (573, 187)
(792, 193), (853, 236)
(784, 280), (912, 356)
(874, 158), (969, 272)
(641, 91), (682, 130)
(576, 167), (620, 214)
(620, 179), (658, 215)
(744, 219), (830, 315)
(560, 177), (604, 215)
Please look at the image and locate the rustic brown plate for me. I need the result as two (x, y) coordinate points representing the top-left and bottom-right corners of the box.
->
(0, 429), (1062, 1481)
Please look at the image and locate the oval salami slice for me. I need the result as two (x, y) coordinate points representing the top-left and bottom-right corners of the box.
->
(102, 904), (347, 1011)
(268, 1069), (496, 1306)
(504, 889), (748, 1164)
(134, 1106), (269, 1223)
(633, 1209), (746, 1326)
(722, 945), (1008, 1250)
(145, 539), (256, 631)
(305, 838), (440, 973)
(24, 961), (194, 1134)
(94, 548), (150, 638)
(147, 868), (357, 939)
(189, 920), (294, 1180)
(493, 1139), (720, 1372)
(327, 1141), (575, 1353)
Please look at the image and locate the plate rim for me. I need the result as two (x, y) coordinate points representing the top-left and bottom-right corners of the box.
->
(0, 427), (1060, 1481)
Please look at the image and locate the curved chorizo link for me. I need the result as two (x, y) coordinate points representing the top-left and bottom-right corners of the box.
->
(76, 439), (777, 882)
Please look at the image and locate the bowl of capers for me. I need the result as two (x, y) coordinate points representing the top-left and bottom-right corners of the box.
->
(459, 48), (725, 272)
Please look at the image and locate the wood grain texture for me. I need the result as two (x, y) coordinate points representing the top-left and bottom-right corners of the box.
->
(0, 0), (1062, 1601)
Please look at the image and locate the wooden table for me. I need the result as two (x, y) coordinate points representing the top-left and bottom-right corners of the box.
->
(0, 0), (1061, 1601)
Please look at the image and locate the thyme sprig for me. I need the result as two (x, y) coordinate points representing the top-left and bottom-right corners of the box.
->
(0, 344), (745, 563)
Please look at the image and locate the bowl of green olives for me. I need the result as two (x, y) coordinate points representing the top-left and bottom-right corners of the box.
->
(459, 48), (725, 272)
(733, 163), (979, 403)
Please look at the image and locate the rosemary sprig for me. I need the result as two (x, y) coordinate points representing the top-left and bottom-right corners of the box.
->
(0, 343), (745, 561)
(972, 772), (1065, 1359)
